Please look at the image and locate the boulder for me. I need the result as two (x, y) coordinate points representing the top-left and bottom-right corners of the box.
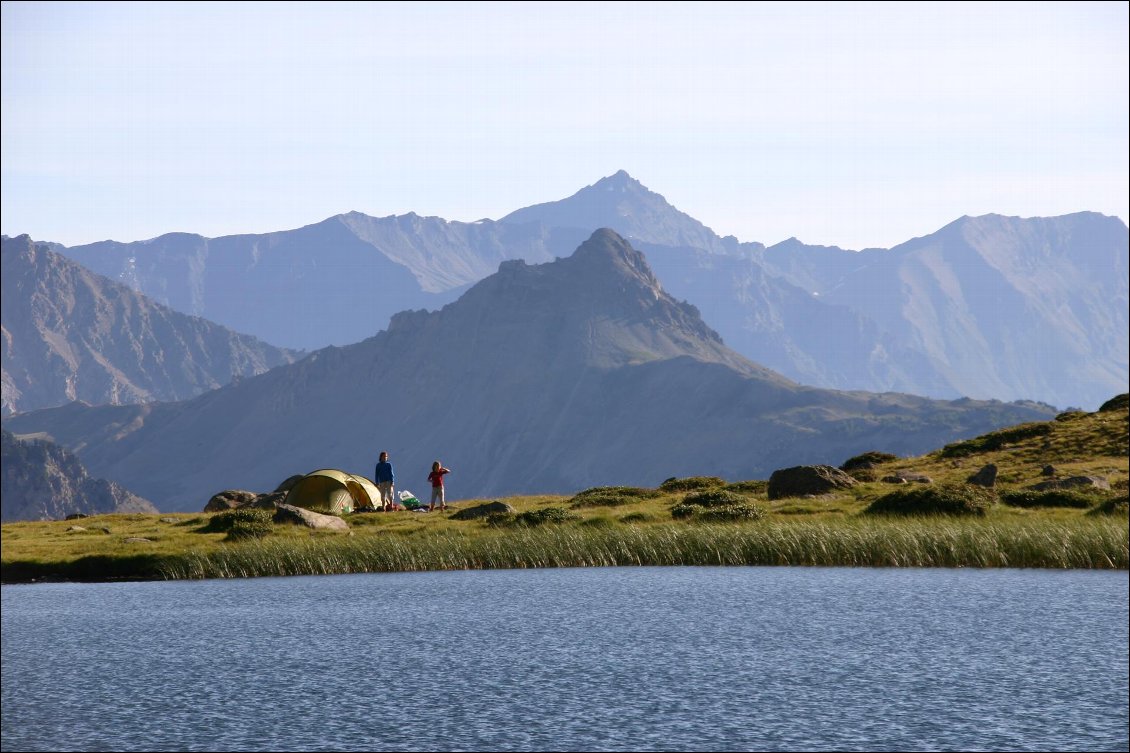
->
(768, 466), (857, 500)
(967, 464), (998, 488)
(450, 501), (516, 520)
(243, 491), (288, 510)
(273, 503), (350, 531)
(66, 525), (86, 532)
(1040, 464), (1057, 477)
(1030, 476), (1110, 492)
(896, 471), (933, 484)
(881, 476), (908, 485)
(204, 490), (258, 512)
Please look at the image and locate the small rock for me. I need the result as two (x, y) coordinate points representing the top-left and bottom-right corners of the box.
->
(1030, 476), (1110, 492)
(124, 537), (152, 543)
(1040, 465), (1057, 477)
(66, 525), (87, 532)
(881, 476), (908, 484)
(159, 517), (178, 524)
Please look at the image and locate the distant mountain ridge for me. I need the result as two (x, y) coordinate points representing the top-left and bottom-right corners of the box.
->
(29, 171), (1130, 409)
(1, 235), (299, 416)
(3, 230), (1054, 512)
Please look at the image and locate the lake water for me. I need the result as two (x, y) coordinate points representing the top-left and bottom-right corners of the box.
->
(2, 567), (1127, 752)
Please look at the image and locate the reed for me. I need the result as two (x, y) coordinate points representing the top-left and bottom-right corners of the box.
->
(152, 516), (1128, 580)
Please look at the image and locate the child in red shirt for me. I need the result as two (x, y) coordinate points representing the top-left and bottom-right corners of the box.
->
(427, 460), (451, 512)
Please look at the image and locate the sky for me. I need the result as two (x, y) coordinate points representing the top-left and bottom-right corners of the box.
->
(2, 1), (1127, 250)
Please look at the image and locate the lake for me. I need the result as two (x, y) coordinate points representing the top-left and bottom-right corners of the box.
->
(2, 566), (1127, 751)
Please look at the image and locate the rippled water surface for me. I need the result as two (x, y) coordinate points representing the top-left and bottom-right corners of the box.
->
(2, 567), (1127, 751)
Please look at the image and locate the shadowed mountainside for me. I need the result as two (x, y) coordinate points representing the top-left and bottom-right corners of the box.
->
(1, 429), (156, 521)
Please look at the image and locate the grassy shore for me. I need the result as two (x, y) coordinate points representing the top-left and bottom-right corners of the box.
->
(3, 403), (1127, 582)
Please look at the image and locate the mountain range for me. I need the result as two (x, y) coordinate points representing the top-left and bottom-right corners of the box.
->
(3, 230), (1054, 512)
(42, 171), (1128, 410)
(1, 235), (299, 416)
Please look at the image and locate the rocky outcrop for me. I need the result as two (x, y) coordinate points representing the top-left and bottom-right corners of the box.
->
(768, 466), (857, 500)
(273, 503), (350, 531)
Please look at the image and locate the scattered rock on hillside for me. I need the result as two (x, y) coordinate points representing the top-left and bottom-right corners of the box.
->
(1030, 476), (1110, 492)
(273, 503), (350, 531)
(65, 513), (88, 520)
(896, 471), (933, 484)
(768, 466), (857, 500)
(204, 490), (258, 512)
(1041, 464), (1057, 476)
(967, 464), (998, 488)
(451, 501), (516, 520)
(881, 475), (908, 485)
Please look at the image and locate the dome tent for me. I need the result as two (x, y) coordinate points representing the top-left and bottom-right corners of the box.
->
(284, 469), (379, 515)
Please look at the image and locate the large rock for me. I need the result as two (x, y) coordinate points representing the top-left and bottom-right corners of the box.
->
(450, 501), (516, 520)
(203, 490), (258, 512)
(244, 491), (288, 509)
(768, 465), (857, 500)
(273, 503), (350, 531)
(1030, 476), (1110, 492)
(967, 464), (998, 488)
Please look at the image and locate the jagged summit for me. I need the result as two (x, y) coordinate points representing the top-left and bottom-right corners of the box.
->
(395, 228), (752, 373)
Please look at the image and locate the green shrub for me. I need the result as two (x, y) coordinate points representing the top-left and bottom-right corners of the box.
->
(940, 423), (1052, 458)
(1087, 496), (1129, 516)
(840, 451), (898, 471)
(659, 476), (726, 493)
(696, 504), (766, 522)
(569, 486), (658, 508)
(199, 508), (274, 534)
(865, 484), (996, 517)
(489, 507), (577, 527)
(1001, 490), (1099, 509)
(682, 489), (746, 508)
(723, 480), (768, 495)
(670, 503), (698, 520)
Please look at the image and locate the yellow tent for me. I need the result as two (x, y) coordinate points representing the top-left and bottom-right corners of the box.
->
(284, 469), (380, 515)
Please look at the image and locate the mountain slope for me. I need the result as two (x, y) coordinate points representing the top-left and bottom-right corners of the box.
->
(1, 429), (157, 521)
(1, 235), (299, 416)
(814, 213), (1129, 408)
(3, 230), (1053, 512)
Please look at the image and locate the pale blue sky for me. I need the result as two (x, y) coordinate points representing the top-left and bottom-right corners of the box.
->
(2, 1), (1127, 250)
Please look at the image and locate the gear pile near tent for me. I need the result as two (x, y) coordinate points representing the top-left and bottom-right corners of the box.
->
(284, 469), (380, 515)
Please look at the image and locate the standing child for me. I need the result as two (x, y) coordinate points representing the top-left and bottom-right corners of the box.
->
(374, 451), (397, 511)
(427, 460), (451, 512)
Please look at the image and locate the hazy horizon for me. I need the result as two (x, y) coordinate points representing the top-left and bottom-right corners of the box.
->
(3, 1), (1127, 250)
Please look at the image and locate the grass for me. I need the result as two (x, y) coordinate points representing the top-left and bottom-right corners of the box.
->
(3, 401), (1127, 581)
